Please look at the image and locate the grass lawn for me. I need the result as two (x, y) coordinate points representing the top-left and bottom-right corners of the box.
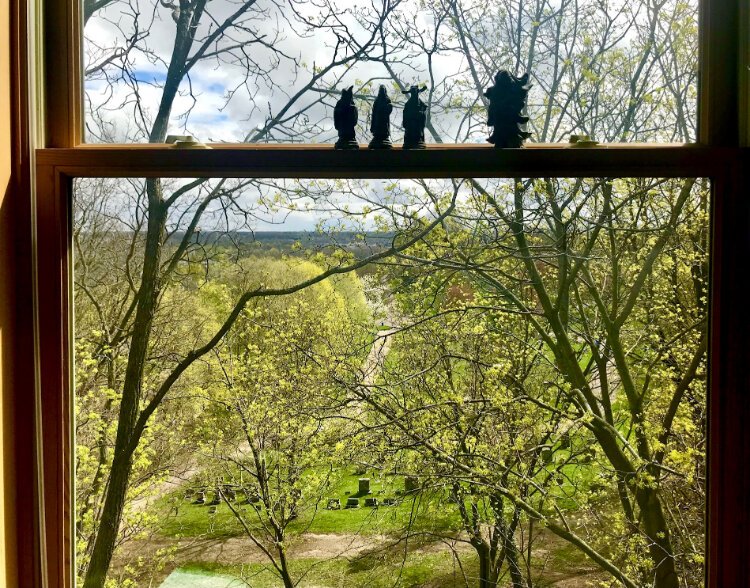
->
(177, 551), (475, 588)
(156, 470), (461, 539)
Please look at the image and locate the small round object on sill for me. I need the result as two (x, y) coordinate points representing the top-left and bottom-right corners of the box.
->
(569, 134), (599, 147)
(167, 135), (211, 149)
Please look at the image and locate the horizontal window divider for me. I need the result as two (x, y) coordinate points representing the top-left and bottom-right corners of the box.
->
(36, 145), (739, 179)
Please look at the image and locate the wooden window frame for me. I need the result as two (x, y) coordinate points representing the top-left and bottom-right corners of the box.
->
(21, 0), (750, 584)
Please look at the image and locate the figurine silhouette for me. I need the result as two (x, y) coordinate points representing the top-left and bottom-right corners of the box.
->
(402, 85), (427, 149)
(369, 85), (393, 149)
(485, 71), (532, 148)
(334, 86), (358, 150)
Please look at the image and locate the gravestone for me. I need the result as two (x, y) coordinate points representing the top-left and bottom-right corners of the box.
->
(358, 478), (371, 495)
(345, 497), (360, 509)
(581, 447), (596, 463)
(193, 491), (205, 505)
(208, 488), (221, 506)
(405, 476), (420, 493)
(327, 498), (341, 510)
(590, 480), (606, 492)
(208, 505), (217, 515)
(382, 498), (399, 506)
(243, 490), (260, 504)
(222, 485), (236, 501)
(364, 497), (378, 507)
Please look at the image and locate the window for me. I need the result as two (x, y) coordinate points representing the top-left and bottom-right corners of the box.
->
(71, 175), (710, 587)
(82, 0), (699, 144)
(27, 0), (749, 586)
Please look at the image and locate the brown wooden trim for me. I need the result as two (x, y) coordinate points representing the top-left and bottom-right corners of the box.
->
(36, 163), (73, 588)
(10, 0), (43, 583)
(43, 0), (82, 147)
(705, 154), (750, 586)
(740, 0), (750, 146)
(36, 145), (734, 179)
(65, 142), (696, 149)
(32, 148), (748, 588)
(699, 0), (741, 145)
(24, 0), (750, 583)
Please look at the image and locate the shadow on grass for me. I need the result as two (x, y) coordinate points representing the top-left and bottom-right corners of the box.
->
(347, 532), (459, 573)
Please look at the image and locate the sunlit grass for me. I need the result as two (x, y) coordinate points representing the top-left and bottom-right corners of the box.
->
(156, 471), (461, 539)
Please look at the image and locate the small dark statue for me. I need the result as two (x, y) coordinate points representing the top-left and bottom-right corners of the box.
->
(334, 86), (359, 150)
(485, 71), (532, 148)
(369, 85), (393, 149)
(402, 85), (427, 149)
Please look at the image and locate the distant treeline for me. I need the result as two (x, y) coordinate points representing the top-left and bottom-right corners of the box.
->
(169, 231), (396, 257)
(168, 231), (394, 251)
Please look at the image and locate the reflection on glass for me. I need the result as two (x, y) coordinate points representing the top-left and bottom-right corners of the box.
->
(73, 176), (707, 587)
(83, 0), (698, 144)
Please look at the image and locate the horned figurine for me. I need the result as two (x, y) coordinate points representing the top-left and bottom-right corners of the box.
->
(402, 85), (427, 150)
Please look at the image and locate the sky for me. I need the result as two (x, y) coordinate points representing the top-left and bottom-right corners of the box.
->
(83, 0), (470, 144)
(80, 0), (698, 230)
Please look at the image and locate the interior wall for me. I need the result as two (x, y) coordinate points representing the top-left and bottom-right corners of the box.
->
(0, 0), (19, 582)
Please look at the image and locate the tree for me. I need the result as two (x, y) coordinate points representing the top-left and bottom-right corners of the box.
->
(347, 305), (554, 588)
(195, 258), (366, 588)
(78, 0), (422, 582)
(77, 0), (702, 583)
(355, 176), (707, 588)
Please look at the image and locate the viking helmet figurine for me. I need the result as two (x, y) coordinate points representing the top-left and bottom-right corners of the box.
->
(402, 85), (428, 150)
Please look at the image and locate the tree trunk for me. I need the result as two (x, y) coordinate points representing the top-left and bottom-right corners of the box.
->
(476, 542), (497, 588)
(590, 422), (679, 588)
(473, 539), (504, 588)
(635, 487), (679, 588)
(501, 526), (526, 588)
(81, 449), (134, 588)
(276, 541), (295, 588)
(82, 182), (167, 588)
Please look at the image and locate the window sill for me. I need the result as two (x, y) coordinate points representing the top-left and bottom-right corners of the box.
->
(35, 144), (730, 179)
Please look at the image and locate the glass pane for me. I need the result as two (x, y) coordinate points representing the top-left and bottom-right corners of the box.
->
(82, 0), (698, 144)
(73, 176), (707, 587)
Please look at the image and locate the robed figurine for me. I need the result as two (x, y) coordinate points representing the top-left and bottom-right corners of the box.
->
(369, 85), (393, 149)
(402, 85), (427, 149)
(334, 86), (359, 150)
(485, 71), (532, 148)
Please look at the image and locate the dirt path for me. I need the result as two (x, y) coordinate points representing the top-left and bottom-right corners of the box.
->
(118, 530), (604, 587)
(121, 531), (471, 567)
(116, 531), (475, 586)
